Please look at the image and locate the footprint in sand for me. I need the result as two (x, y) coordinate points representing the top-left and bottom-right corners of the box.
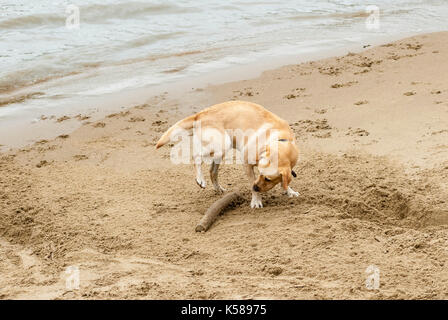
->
(56, 115), (71, 123)
(331, 81), (357, 89)
(128, 117), (146, 123)
(73, 155), (89, 161)
(107, 111), (130, 118)
(346, 128), (370, 137)
(93, 122), (106, 128)
(75, 114), (91, 121)
(36, 160), (51, 168)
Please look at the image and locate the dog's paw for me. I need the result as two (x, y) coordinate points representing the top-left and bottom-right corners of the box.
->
(286, 189), (300, 198)
(214, 185), (226, 194)
(286, 187), (300, 198)
(250, 197), (263, 208)
(288, 191), (300, 198)
(196, 178), (206, 189)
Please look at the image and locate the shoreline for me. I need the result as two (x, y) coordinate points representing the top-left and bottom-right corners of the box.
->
(0, 30), (422, 151)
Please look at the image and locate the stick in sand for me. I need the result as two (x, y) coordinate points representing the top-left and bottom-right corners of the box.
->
(195, 192), (242, 232)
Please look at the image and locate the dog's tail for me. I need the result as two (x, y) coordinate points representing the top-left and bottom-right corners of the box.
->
(155, 114), (196, 149)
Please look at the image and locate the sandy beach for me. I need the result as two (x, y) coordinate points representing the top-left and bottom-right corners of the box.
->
(1, 32), (448, 299)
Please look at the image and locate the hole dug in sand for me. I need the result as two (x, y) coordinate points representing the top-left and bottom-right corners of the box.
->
(261, 152), (447, 229)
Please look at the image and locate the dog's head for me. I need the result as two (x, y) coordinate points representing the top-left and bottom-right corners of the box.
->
(252, 139), (298, 192)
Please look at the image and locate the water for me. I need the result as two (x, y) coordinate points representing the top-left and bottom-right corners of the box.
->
(0, 0), (447, 124)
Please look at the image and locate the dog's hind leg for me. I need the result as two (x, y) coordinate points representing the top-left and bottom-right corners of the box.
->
(194, 156), (206, 189)
(210, 161), (225, 194)
(245, 164), (263, 208)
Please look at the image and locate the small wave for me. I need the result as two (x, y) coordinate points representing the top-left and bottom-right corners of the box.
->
(0, 67), (81, 95)
(0, 2), (200, 29)
(287, 8), (412, 22)
(81, 1), (200, 22)
(0, 92), (44, 107)
(101, 49), (206, 68)
(120, 31), (186, 49)
(0, 47), (206, 96)
(162, 65), (188, 74)
(287, 10), (371, 21)
(0, 14), (63, 29)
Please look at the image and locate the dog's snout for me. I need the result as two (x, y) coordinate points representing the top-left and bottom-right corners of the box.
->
(253, 185), (260, 192)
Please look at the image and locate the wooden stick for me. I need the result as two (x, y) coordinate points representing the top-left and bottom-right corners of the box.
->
(195, 192), (242, 232)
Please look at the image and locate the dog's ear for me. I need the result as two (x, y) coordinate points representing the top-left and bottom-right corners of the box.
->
(281, 168), (292, 190)
(291, 170), (297, 178)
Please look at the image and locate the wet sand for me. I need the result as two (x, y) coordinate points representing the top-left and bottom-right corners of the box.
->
(1, 32), (447, 299)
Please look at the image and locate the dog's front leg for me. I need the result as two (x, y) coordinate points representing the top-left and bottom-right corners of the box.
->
(245, 164), (263, 208)
(251, 192), (263, 208)
(286, 186), (300, 197)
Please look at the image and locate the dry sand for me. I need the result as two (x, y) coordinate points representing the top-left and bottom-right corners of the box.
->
(1, 32), (448, 299)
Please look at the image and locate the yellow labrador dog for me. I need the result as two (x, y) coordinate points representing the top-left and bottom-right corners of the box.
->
(156, 100), (299, 208)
